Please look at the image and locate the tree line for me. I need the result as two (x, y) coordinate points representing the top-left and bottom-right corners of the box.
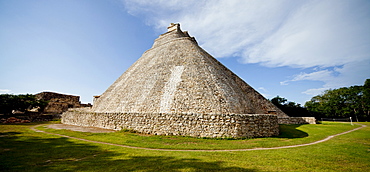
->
(271, 79), (370, 121)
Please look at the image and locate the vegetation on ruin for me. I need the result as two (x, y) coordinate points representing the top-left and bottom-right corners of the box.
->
(1, 121), (369, 171)
(0, 94), (48, 115)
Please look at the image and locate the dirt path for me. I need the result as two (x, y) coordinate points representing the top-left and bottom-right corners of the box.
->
(30, 124), (366, 152)
(47, 124), (115, 133)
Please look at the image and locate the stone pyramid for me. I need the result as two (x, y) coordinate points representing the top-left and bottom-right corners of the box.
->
(92, 23), (287, 118)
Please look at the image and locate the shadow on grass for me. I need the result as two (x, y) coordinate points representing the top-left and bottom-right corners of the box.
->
(0, 132), (21, 136)
(0, 129), (256, 172)
(277, 124), (309, 138)
(78, 155), (257, 172)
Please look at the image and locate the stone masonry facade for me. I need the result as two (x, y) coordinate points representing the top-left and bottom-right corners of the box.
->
(92, 23), (288, 118)
(278, 117), (316, 124)
(62, 108), (279, 138)
(61, 23), (314, 138)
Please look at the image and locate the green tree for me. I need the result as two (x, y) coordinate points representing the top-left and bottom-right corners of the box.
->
(270, 96), (311, 117)
(271, 96), (287, 106)
(305, 79), (370, 121)
(363, 79), (370, 117)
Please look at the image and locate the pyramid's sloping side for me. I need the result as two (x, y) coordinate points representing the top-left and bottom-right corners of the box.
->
(92, 30), (288, 117)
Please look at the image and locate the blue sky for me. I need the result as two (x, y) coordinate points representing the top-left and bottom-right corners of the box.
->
(1, 0), (369, 105)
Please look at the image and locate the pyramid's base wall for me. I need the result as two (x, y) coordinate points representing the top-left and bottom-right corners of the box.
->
(278, 117), (316, 124)
(62, 111), (279, 138)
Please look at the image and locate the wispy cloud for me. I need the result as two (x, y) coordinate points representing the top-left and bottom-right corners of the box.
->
(0, 89), (11, 94)
(281, 70), (334, 86)
(258, 87), (270, 98)
(243, 1), (370, 68)
(302, 88), (328, 96)
(258, 87), (267, 92)
(123, 0), (369, 65)
(123, 0), (370, 94)
(282, 60), (370, 95)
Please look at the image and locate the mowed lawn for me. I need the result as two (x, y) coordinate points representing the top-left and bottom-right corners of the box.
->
(1, 121), (369, 171)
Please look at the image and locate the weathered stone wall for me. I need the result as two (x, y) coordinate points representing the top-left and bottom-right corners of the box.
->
(278, 117), (316, 124)
(36, 92), (92, 114)
(62, 110), (279, 138)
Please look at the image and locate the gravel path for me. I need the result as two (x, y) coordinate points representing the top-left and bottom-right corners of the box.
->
(31, 124), (366, 152)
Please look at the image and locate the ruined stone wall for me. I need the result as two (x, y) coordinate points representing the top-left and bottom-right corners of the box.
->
(36, 92), (91, 114)
(278, 117), (316, 124)
(62, 110), (279, 138)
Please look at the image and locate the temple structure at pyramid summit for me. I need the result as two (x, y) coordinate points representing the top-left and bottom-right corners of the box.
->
(62, 23), (315, 138)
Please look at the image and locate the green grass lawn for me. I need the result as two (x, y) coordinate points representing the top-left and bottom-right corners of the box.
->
(35, 121), (359, 150)
(1, 121), (369, 171)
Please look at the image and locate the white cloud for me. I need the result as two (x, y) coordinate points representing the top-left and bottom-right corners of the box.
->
(123, 0), (303, 56)
(123, 0), (370, 66)
(123, 0), (370, 95)
(0, 89), (11, 94)
(258, 87), (271, 98)
(283, 60), (370, 95)
(282, 70), (333, 86)
(302, 88), (328, 96)
(258, 87), (267, 92)
(244, 0), (370, 68)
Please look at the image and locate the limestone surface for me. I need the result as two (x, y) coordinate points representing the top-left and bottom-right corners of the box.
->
(92, 23), (287, 117)
(62, 23), (290, 138)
